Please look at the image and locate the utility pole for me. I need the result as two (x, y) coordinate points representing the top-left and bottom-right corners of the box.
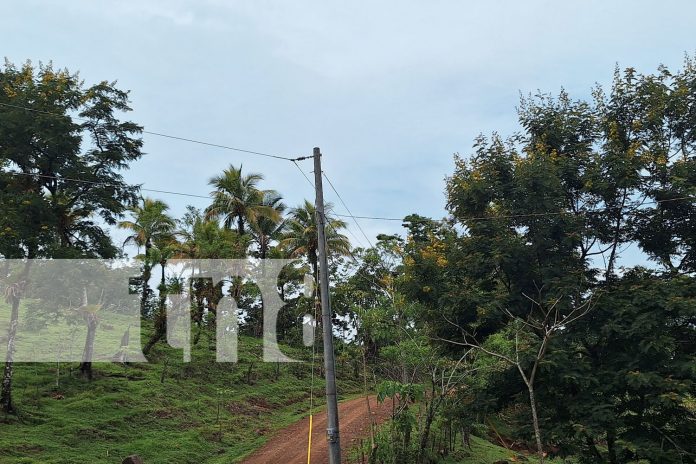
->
(313, 146), (341, 464)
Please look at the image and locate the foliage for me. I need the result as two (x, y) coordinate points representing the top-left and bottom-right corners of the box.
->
(398, 58), (696, 463)
(545, 269), (696, 462)
(280, 199), (351, 276)
(0, 60), (143, 259)
(205, 165), (279, 236)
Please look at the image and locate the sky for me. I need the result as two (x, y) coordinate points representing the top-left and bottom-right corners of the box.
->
(3, 0), (696, 257)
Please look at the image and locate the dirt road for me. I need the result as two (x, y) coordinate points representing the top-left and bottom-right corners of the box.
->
(242, 395), (391, 464)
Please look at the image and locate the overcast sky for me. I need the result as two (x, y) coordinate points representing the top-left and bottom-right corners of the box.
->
(3, 0), (696, 254)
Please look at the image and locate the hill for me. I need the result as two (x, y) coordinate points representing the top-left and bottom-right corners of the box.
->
(0, 314), (362, 464)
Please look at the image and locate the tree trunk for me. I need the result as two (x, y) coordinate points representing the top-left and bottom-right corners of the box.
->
(310, 259), (320, 341)
(79, 314), (98, 380)
(255, 260), (266, 338)
(237, 215), (245, 236)
(527, 384), (545, 463)
(419, 406), (434, 456)
(142, 324), (165, 356)
(159, 260), (167, 315)
(1, 294), (21, 413)
(193, 322), (202, 346)
(584, 434), (604, 462)
(143, 298), (166, 356)
(260, 240), (267, 260)
(191, 279), (204, 346)
(143, 295), (167, 356)
(606, 189), (627, 279)
(418, 388), (438, 463)
(362, 347), (376, 449)
(1, 260), (32, 414)
(141, 241), (153, 318)
(607, 428), (618, 464)
(143, 259), (169, 356)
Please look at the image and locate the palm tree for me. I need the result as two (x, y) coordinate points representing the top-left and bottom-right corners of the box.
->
(118, 198), (176, 254)
(280, 200), (350, 346)
(206, 165), (280, 236)
(142, 236), (179, 355)
(118, 198), (175, 318)
(174, 207), (250, 344)
(251, 191), (287, 259)
(280, 200), (351, 278)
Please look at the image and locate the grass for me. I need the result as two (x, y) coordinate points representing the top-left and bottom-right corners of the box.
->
(1, 303), (577, 464)
(0, 305), (362, 464)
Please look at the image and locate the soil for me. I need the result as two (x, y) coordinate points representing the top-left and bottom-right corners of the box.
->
(242, 395), (391, 464)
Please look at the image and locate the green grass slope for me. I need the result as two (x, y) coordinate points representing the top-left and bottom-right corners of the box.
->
(0, 321), (360, 464)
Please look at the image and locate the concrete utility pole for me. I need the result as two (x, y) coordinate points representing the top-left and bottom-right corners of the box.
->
(313, 146), (341, 464)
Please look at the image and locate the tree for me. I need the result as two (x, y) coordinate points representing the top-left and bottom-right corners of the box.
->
(0, 60), (142, 259)
(141, 234), (180, 356)
(77, 287), (101, 380)
(250, 190), (286, 260)
(546, 270), (696, 463)
(0, 261), (32, 413)
(175, 207), (249, 345)
(400, 59), (696, 462)
(205, 165), (280, 236)
(280, 200), (351, 279)
(118, 198), (175, 319)
(436, 295), (595, 462)
(0, 60), (143, 412)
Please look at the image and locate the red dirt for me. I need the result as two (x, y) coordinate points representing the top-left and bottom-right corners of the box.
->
(242, 395), (391, 464)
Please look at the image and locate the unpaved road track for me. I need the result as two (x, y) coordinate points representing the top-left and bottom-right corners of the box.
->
(242, 396), (390, 464)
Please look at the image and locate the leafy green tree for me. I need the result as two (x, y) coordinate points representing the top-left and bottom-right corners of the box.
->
(402, 59), (696, 462)
(0, 60), (143, 412)
(545, 270), (696, 463)
(0, 60), (142, 259)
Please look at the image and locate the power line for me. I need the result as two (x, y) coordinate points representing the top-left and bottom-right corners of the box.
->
(322, 172), (375, 249)
(292, 160), (315, 189)
(139, 131), (299, 161)
(326, 206), (368, 249)
(290, 160), (368, 248)
(293, 161), (371, 248)
(291, 160), (370, 248)
(0, 102), (308, 162)
(3, 167), (695, 224)
(333, 195), (696, 222)
(291, 154), (391, 294)
(5, 103), (695, 222)
(12, 101), (693, 220)
(4, 171), (211, 199)
(1, 170), (419, 240)
(331, 213), (406, 222)
(293, 155), (371, 247)
(324, 218), (394, 300)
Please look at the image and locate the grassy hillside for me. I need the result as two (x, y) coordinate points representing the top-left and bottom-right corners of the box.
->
(0, 303), (577, 464)
(0, 317), (361, 464)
